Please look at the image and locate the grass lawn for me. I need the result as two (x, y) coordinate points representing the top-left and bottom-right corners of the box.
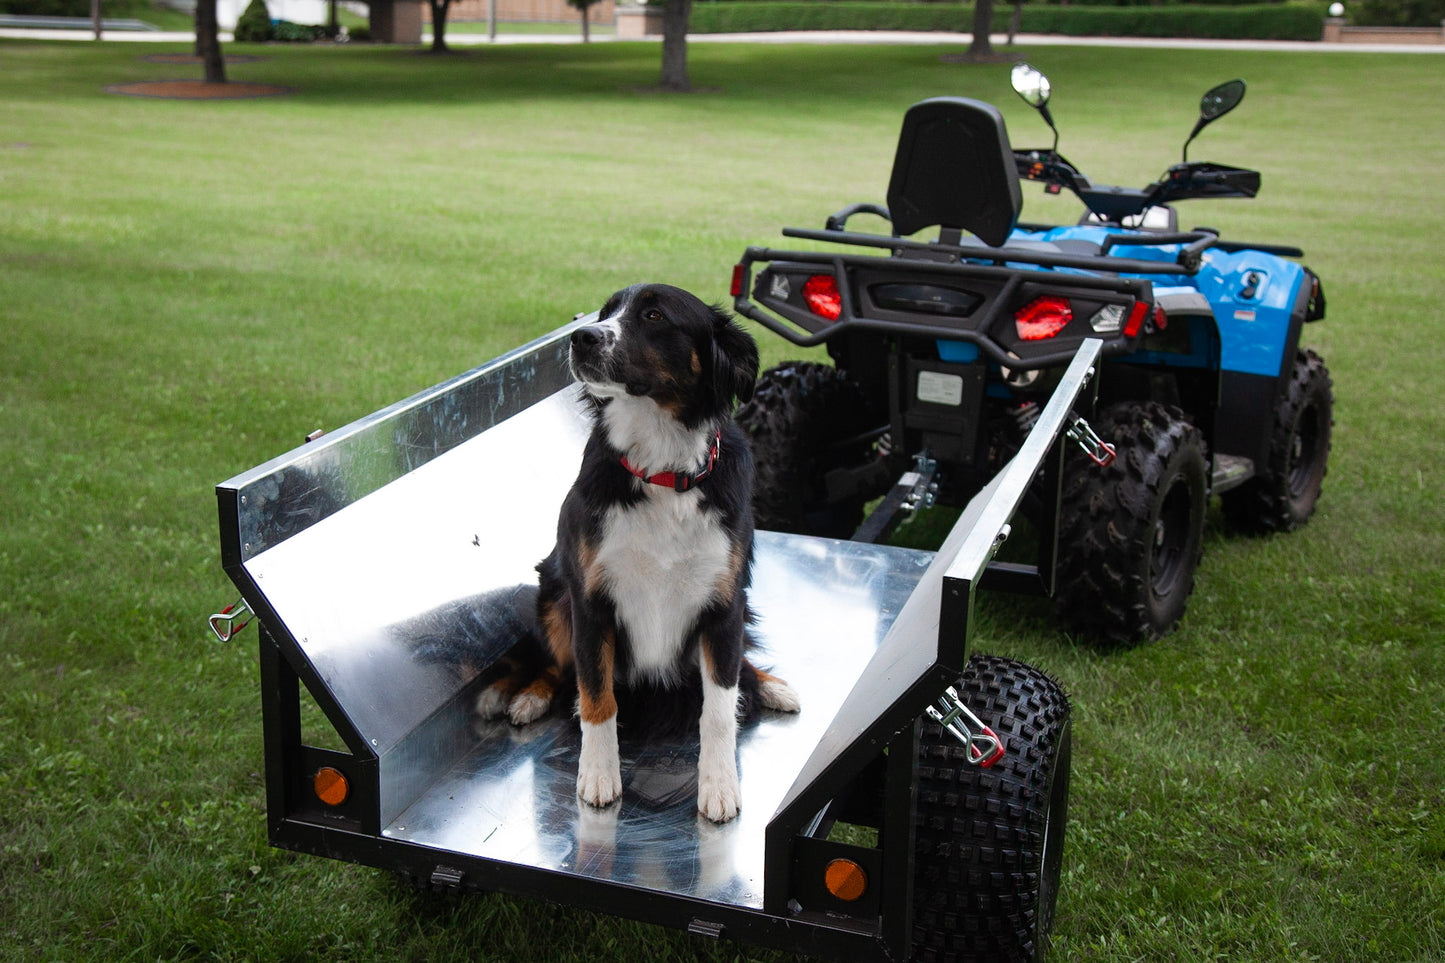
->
(1, 35), (1442, 962)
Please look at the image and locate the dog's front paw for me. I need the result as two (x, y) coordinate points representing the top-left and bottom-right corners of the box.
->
(577, 720), (622, 808)
(577, 760), (622, 808)
(697, 762), (741, 823)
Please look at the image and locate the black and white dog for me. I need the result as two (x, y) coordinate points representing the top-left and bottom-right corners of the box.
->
(477, 283), (799, 823)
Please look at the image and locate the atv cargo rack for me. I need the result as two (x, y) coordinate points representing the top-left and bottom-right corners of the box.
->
(215, 318), (1099, 960)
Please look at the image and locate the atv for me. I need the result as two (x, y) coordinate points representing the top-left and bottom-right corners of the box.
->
(731, 65), (1333, 643)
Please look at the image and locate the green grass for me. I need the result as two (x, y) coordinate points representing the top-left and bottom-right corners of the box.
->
(1, 37), (1443, 962)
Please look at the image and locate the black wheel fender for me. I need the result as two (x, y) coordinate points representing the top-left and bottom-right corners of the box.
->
(1222, 349), (1333, 534)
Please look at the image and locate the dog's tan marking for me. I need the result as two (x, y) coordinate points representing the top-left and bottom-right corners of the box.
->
(541, 598), (575, 669)
(690, 349), (702, 376)
(577, 629), (618, 725)
(518, 664), (562, 703)
(578, 535), (616, 601)
(711, 541), (749, 602)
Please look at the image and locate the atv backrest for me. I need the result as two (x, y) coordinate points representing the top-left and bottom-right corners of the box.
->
(886, 97), (1022, 248)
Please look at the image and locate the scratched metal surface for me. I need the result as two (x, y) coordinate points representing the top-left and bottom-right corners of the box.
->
(381, 531), (932, 907)
(229, 313), (937, 902)
(239, 375), (934, 889)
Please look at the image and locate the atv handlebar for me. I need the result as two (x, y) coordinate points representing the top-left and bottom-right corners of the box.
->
(1012, 149), (1260, 224)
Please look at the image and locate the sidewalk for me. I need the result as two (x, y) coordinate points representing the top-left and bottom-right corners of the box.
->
(2, 26), (1442, 54)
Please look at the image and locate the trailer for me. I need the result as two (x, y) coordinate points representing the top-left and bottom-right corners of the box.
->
(212, 320), (1094, 961)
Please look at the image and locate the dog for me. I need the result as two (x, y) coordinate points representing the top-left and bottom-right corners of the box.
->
(475, 283), (799, 823)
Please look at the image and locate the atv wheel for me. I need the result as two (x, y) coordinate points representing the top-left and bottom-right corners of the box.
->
(1054, 401), (1208, 643)
(734, 361), (883, 537)
(1222, 349), (1333, 534)
(912, 654), (1072, 963)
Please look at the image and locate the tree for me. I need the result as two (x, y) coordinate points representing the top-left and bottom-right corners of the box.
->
(659, 0), (691, 92)
(968, 0), (996, 60)
(567, 0), (602, 42)
(194, 0), (226, 83)
(426, 0), (455, 52)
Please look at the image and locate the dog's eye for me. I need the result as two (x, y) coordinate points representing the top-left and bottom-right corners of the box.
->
(642, 308), (664, 323)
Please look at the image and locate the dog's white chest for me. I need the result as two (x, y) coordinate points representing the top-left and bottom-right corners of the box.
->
(595, 491), (732, 682)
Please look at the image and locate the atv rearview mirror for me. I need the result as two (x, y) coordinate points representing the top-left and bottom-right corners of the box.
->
(1010, 62), (1059, 153)
(1183, 78), (1246, 162)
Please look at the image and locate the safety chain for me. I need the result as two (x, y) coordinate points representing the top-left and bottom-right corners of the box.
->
(925, 685), (1005, 767)
(208, 597), (253, 643)
(1065, 414), (1117, 468)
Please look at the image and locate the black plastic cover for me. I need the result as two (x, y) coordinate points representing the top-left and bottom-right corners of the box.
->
(886, 97), (1023, 247)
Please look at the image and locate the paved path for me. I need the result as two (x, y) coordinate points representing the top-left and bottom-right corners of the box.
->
(2, 26), (1441, 54)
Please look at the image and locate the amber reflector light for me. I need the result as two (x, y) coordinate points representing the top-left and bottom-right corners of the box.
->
(313, 766), (349, 807)
(824, 858), (868, 902)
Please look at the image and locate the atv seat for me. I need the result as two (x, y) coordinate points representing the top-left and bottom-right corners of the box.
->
(886, 97), (1023, 248)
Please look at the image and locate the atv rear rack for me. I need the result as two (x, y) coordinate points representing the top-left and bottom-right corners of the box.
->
(733, 239), (1156, 369)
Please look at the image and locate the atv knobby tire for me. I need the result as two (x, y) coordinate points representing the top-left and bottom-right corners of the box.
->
(1054, 401), (1208, 643)
(912, 654), (1072, 963)
(1221, 349), (1333, 534)
(734, 361), (881, 538)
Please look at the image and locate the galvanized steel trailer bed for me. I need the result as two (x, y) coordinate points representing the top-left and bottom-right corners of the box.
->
(215, 319), (1097, 960)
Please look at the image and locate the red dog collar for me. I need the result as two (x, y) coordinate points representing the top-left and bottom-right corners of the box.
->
(621, 431), (721, 493)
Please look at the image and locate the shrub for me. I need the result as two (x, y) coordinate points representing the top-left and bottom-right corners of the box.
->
(233, 0), (274, 41)
(687, 1), (1327, 41)
(271, 19), (326, 40)
(1350, 0), (1445, 25)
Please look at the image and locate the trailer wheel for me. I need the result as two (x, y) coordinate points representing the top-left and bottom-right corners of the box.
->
(1054, 401), (1208, 643)
(734, 361), (882, 537)
(912, 654), (1071, 963)
(1222, 349), (1333, 534)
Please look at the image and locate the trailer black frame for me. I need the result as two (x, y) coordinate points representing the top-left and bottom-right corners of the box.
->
(216, 319), (1103, 961)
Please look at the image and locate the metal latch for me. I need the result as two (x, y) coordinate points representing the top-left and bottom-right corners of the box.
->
(925, 686), (1005, 767)
(207, 597), (252, 643)
(430, 865), (466, 891)
(687, 919), (726, 940)
(1066, 415), (1117, 468)
(901, 454), (939, 513)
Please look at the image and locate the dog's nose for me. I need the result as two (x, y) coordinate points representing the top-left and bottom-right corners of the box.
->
(571, 325), (613, 352)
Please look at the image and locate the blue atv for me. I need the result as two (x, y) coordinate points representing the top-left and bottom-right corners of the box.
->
(731, 66), (1332, 643)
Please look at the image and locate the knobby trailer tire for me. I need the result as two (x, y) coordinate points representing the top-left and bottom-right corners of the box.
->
(912, 654), (1072, 963)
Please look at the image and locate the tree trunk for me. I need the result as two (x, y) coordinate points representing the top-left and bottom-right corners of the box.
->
(659, 0), (692, 92)
(196, 0), (226, 83)
(968, 0), (995, 59)
(580, 6), (589, 43)
(429, 0), (450, 52)
(1008, 0), (1022, 45)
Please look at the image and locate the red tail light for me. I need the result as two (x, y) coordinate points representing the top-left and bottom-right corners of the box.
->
(803, 275), (842, 321)
(730, 264), (746, 298)
(1014, 296), (1072, 341)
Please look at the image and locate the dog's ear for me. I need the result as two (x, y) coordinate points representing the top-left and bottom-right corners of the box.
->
(711, 307), (759, 408)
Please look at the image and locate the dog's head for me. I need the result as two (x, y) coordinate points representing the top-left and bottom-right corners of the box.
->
(569, 284), (759, 428)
